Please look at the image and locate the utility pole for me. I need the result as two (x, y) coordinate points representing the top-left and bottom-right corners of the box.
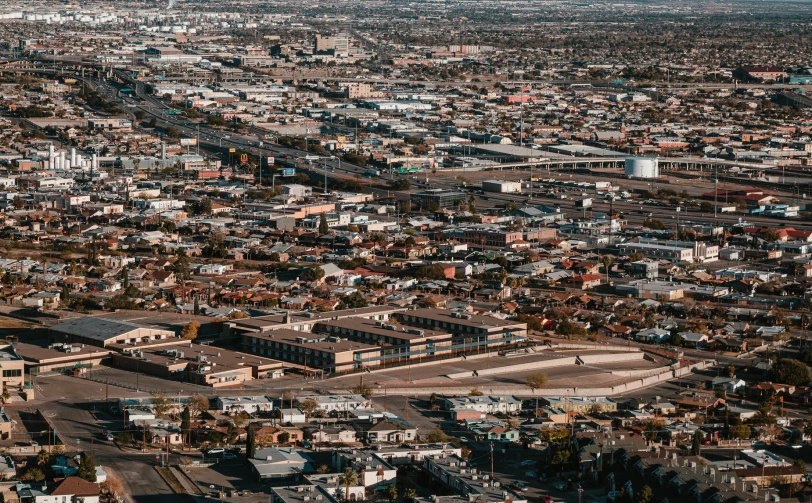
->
(490, 442), (494, 479)
(714, 166), (718, 218)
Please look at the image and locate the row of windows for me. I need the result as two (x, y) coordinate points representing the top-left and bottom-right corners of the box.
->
(328, 327), (411, 345)
(251, 346), (337, 363)
(397, 316), (486, 334)
(249, 338), (337, 358)
(2, 369), (21, 378)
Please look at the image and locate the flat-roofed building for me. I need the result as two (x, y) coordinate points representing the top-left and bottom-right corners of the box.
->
(241, 328), (381, 373)
(111, 342), (280, 387)
(270, 486), (334, 503)
(225, 306), (404, 338)
(424, 454), (527, 503)
(295, 394), (369, 413)
(314, 318), (455, 362)
(461, 227), (523, 248)
(617, 241), (694, 263)
(15, 341), (112, 375)
(216, 396), (274, 414)
(410, 189), (467, 211)
(540, 396), (617, 413)
(49, 317), (175, 348)
(440, 395), (522, 415)
(0, 344), (24, 394)
(394, 308), (527, 348)
(616, 280), (686, 301)
(637, 238), (718, 262)
(251, 448), (314, 482)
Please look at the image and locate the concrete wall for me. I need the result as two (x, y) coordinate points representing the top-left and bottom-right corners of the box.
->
(366, 351), (495, 375)
(445, 352), (645, 380)
(378, 360), (711, 397)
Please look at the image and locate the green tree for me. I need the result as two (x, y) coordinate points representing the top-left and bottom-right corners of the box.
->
(180, 406), (191, 444)
(469, 388), (484, 396)
(227, 422), (238, 445)
(526, 372), (548, 390)
(386, 484), (398, 502)
(556, 319), (587, 338)
(601, 256), (615, 284)
(527, 371), (548, 416)
(635, 485), (653, 503)
(77, 453), (97, 482)
(36, 449), (50, 467)
(425, 428), (449, 443)
(731, 424), (751, 440)
(338, 291), (368, 309)
(181, 321), (200, 341)
(643, 217), (665, 230)
(389, 179), (411, 190)
(165, 126), (179, 138)
(339, 468), (358, 501)
(404, 488), (417, 502)
(319, 213), (330, 234)
(246, 425), (256, 459)
(300, 399), (319, 419)
(691, 431), (702, 456)
(60, 285), (70, 304)
(303, 266), (325, 282)
(22, 467), (45, 482)
(278, 431), (290, 443)
(152, 393), (171, 418)
(207, 115), (227, 127)
(769, 359), (812, 386)
(551, 448), (571, 467)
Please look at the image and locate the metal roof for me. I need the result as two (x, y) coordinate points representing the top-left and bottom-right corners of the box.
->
(50, 316), (164, 342)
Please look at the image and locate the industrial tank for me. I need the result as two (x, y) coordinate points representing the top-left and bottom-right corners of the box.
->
(624, 157), (659, 178)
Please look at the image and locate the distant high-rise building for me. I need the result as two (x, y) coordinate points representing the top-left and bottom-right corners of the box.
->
(315, 33), (350, 56)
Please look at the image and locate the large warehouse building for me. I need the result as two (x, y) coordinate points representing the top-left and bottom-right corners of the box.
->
(482, 180), (523, 193)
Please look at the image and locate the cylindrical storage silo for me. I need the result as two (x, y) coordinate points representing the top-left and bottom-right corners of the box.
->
(625, 157), (659, 178)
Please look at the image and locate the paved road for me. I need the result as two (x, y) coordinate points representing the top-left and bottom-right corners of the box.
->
(33, 377), (177, 503)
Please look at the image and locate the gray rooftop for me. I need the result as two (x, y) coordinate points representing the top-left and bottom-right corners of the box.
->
(50, 316), (172, 342)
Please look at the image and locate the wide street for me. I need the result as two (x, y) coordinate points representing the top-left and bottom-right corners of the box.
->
(32, 375), (178, 503)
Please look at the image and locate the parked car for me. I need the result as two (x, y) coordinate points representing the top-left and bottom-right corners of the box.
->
(459, 436), (468, 443)
(525, 470), (537, 478)
(207, 448), (225, 457)
(512, 481), (528, 492)
(540, 497), (554, 503)
(554, 483), (568, 491)
(520, 460), (536, 467)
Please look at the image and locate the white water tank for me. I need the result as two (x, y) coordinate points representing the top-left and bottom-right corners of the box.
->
(625, 157), (659, 178)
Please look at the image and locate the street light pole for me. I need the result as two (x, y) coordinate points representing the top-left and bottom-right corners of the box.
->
(323, 157), (328, 193)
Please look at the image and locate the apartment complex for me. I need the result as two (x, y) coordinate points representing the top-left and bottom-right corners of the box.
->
(241, 328), (381, 373)
(235, 308), (527, 373)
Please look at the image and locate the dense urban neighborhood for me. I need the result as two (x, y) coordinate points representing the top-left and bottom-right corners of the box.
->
(2, 1), (812, 503)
